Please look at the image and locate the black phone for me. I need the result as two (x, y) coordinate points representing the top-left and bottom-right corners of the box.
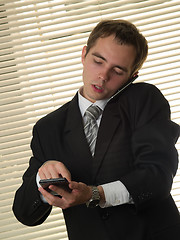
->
(111, 74), (138, 99)
(39, 177), (71, 196)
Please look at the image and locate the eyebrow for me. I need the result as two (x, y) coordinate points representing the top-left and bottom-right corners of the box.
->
(92, 52), (128, 73)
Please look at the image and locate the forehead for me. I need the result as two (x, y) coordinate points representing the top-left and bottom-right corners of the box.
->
(89, 35), (136, 71)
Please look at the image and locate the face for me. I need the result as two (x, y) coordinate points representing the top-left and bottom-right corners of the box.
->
(81, 35), (137, 102)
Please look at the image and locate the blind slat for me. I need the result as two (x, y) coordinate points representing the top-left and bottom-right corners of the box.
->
(1, 1), (180, 240)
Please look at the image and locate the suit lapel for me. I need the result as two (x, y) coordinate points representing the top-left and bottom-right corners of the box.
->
(64, 94), (93, 182)
(64, 94), (92, 156)
(92, 100), (121, 182)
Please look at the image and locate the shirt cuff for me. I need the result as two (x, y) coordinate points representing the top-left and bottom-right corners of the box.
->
(100, 181), (133, 208)
(36, 172), (48, 203)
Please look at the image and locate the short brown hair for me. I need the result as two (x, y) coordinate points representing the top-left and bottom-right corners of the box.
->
(86, 19), (148, 76)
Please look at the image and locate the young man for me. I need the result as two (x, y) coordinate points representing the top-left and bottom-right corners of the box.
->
(13, 20), (180, 240)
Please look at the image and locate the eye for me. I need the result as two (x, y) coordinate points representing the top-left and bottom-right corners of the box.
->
(94, 59), (102, 65)
(113, 68), (123, 76)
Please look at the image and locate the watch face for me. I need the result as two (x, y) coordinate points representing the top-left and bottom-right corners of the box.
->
(88, 199), (99, 208)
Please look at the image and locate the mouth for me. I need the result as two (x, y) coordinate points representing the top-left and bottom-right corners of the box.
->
(92, 84), (104, 93)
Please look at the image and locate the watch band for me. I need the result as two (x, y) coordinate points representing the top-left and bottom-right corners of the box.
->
(86, 186), (100, 208)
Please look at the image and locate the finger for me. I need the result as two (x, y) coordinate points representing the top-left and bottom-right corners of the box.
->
(38, 163), (53, 179)
(38, 170), (47, 180)
(38, 187), (54, 202)
(39, 161), (71, 181)
(39, 187), (64, 207)
(38, 169), (52, 180)
(55, 162), (71, 181)
(39, 161), (61, 179)
(46, 163), (62, 178)
(49, 185), (71, 198)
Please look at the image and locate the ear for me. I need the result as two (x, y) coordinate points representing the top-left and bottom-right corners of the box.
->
(131, 71), (139, 79)
(81, 46), (87, 65)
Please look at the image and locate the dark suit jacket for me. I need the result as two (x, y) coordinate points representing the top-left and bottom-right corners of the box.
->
(13, 83), (180, 240)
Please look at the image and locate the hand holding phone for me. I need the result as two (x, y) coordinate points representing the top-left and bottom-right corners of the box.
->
(39, 177), (71, 196)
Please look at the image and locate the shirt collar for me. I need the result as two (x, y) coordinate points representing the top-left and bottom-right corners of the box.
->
(78, 88), (109, 117)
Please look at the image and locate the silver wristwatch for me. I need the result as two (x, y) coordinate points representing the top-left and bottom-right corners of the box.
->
(86, 186), (100, 208)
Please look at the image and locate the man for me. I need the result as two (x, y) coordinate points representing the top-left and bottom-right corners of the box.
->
(13, 20), (180, 240)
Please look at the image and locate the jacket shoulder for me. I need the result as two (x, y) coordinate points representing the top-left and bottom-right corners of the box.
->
(128, 82), (165, 97)
(123, 82), (169, 108)
(36, 101), (69, 127)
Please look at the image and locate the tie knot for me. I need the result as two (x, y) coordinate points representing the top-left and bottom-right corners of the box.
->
(85, 105), (102, 121)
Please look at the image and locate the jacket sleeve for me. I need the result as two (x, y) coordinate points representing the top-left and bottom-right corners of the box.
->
(120, 83), (180, 211)
(12, 124), (52, 226)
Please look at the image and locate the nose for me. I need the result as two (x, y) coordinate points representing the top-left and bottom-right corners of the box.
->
(98, 69), (109, 82)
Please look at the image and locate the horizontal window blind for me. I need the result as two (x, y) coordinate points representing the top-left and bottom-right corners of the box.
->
(0, 0), (179, 239)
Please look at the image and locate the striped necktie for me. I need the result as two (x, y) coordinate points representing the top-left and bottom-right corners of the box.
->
(84, 105), (102, 156)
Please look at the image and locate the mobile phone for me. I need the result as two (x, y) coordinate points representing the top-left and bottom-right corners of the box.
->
(111, 75), (139, 99)
(39, 177), (71, 196)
